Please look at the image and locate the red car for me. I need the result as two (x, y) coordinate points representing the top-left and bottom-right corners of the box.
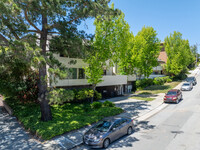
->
(163, 89), (182, 104)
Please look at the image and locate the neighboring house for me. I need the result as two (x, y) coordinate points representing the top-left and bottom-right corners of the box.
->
(51, 54), (136, 98)
(152, 42), (168, 78)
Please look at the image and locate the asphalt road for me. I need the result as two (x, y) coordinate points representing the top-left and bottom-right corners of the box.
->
(73, 74), (200, 150)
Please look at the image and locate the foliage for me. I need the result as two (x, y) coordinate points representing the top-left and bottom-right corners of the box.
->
(5, 98), (123, 140)
(48, 88), (75, 105)
(91, 102), (102, 109)
(153, 76), (172, 85)
(84, 6), (133, 99)
(16, 72), (39, 103)
(94, 90), (102, 101)
(103, 100), (115, 107)
(0, 42), (40, 97)
(73, 88), (93, 101)
(136, 78), (154, 89)
(48, 88), (101, 104)
(138, 81), (181, 95)
(132, 26), (160, 78)
(136, 76), (172, 89)
(164, 31), (195, 76)
(84, 54), (104, 86)
(0, 0), (121, 121)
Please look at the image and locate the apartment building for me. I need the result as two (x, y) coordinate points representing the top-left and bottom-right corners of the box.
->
(51, 54), (136, 98)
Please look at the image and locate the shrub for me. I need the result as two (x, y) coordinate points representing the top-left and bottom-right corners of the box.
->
(94, 90), (102, 101)
(48, 88), (75, 105)
(153, 77), (165, 85)
(75, 88), (94, 101)
(166, 78), (172, 83)
(16, 72), (39, 103)
(136, 78), (154, 89)
(91, 102), (102, 109)
(137, 76), (172, 89)
(103, 100), (115, 107)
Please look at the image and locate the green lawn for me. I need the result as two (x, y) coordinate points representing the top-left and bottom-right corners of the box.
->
(5, 98), (123, 140)
(137, 81), (181, 95)
(130, 81), (181, 101)
(129, 96), (155, 101)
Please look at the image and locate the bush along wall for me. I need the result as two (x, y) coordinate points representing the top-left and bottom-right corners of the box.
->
(136, 76), (172, 90)
(48, 88), (102, 105)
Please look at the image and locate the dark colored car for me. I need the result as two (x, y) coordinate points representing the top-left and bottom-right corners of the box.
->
(164, 89), (182, 104)
(83, 117), (134, 148)
(186, 76), (197, 85)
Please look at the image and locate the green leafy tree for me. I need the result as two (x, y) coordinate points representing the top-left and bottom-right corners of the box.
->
(0, 0), (120, 121)
(84, 7), (132, 103)
(190, 44), (198, 67)
(132, 26), (160, 78)
(164, 31), (194, 76)
(84, 53), (104, 103)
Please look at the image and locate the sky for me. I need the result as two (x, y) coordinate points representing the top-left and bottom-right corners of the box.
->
(79, 0), (200, 53)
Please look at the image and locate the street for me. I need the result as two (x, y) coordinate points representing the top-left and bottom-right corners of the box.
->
(73, 74), (200, 150)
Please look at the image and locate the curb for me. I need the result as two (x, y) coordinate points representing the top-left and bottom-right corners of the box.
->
(2, 100), (13, 115)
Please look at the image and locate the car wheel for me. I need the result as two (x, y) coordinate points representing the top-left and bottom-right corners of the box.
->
(127, 126), (133, 135)
(103, 138), (110, 148)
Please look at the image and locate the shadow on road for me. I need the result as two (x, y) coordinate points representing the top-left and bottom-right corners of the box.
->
(0, 106), (46, 150)
(115, 101), (151, 119)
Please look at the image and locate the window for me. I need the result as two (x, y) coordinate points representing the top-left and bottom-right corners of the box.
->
(111, 120), (122, 129)
(78, 68), (85, 79)
(92, 121), (112, 132)
(103, 69), (107, 76)
(68, 68), (77, 79)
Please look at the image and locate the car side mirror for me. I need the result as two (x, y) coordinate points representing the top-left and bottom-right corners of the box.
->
(112, 127), (116, 131)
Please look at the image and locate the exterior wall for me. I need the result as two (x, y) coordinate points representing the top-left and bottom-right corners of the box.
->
(127, 75), (136, 81)
(53, 54), (88, 69)
(51, 54), (135, 88)
(153, 65), (163, 71)
(52, 75), (128, 87)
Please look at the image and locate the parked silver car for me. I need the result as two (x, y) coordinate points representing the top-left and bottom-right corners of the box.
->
(83, 117), (134, 148)
(181, 82), (193, 91)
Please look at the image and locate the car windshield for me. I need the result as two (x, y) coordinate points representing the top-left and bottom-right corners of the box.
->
(167, 91), (177, 95)
(92, 121), (112, 132)
(183, 83), (190, 86)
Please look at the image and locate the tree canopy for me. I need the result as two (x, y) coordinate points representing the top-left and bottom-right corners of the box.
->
(132, 26), (160, 78)
(164, 31), (195, 76)
(0, 0), (120, 121)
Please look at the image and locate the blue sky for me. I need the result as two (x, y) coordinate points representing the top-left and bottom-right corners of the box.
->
(79, 0), (200, 53)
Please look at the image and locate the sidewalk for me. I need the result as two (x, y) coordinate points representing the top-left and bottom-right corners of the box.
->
(1, 66), (200, 150)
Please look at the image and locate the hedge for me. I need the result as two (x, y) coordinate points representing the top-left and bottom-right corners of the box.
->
(48, 88), (102, 105)
(136, 76), (172, 89)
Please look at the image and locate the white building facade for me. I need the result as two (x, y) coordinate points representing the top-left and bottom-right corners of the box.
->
(51, 54), (136, 98)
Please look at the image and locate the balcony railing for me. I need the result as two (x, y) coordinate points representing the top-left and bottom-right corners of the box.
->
(52, 75), (128, 87)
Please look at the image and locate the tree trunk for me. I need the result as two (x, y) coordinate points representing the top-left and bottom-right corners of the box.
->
(38, 15), (52, 121)
(91, 84), (96, 103)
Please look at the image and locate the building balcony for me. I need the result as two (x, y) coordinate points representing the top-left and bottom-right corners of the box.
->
(127, 75), (136, 82)
(52, 75), (128, 87)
